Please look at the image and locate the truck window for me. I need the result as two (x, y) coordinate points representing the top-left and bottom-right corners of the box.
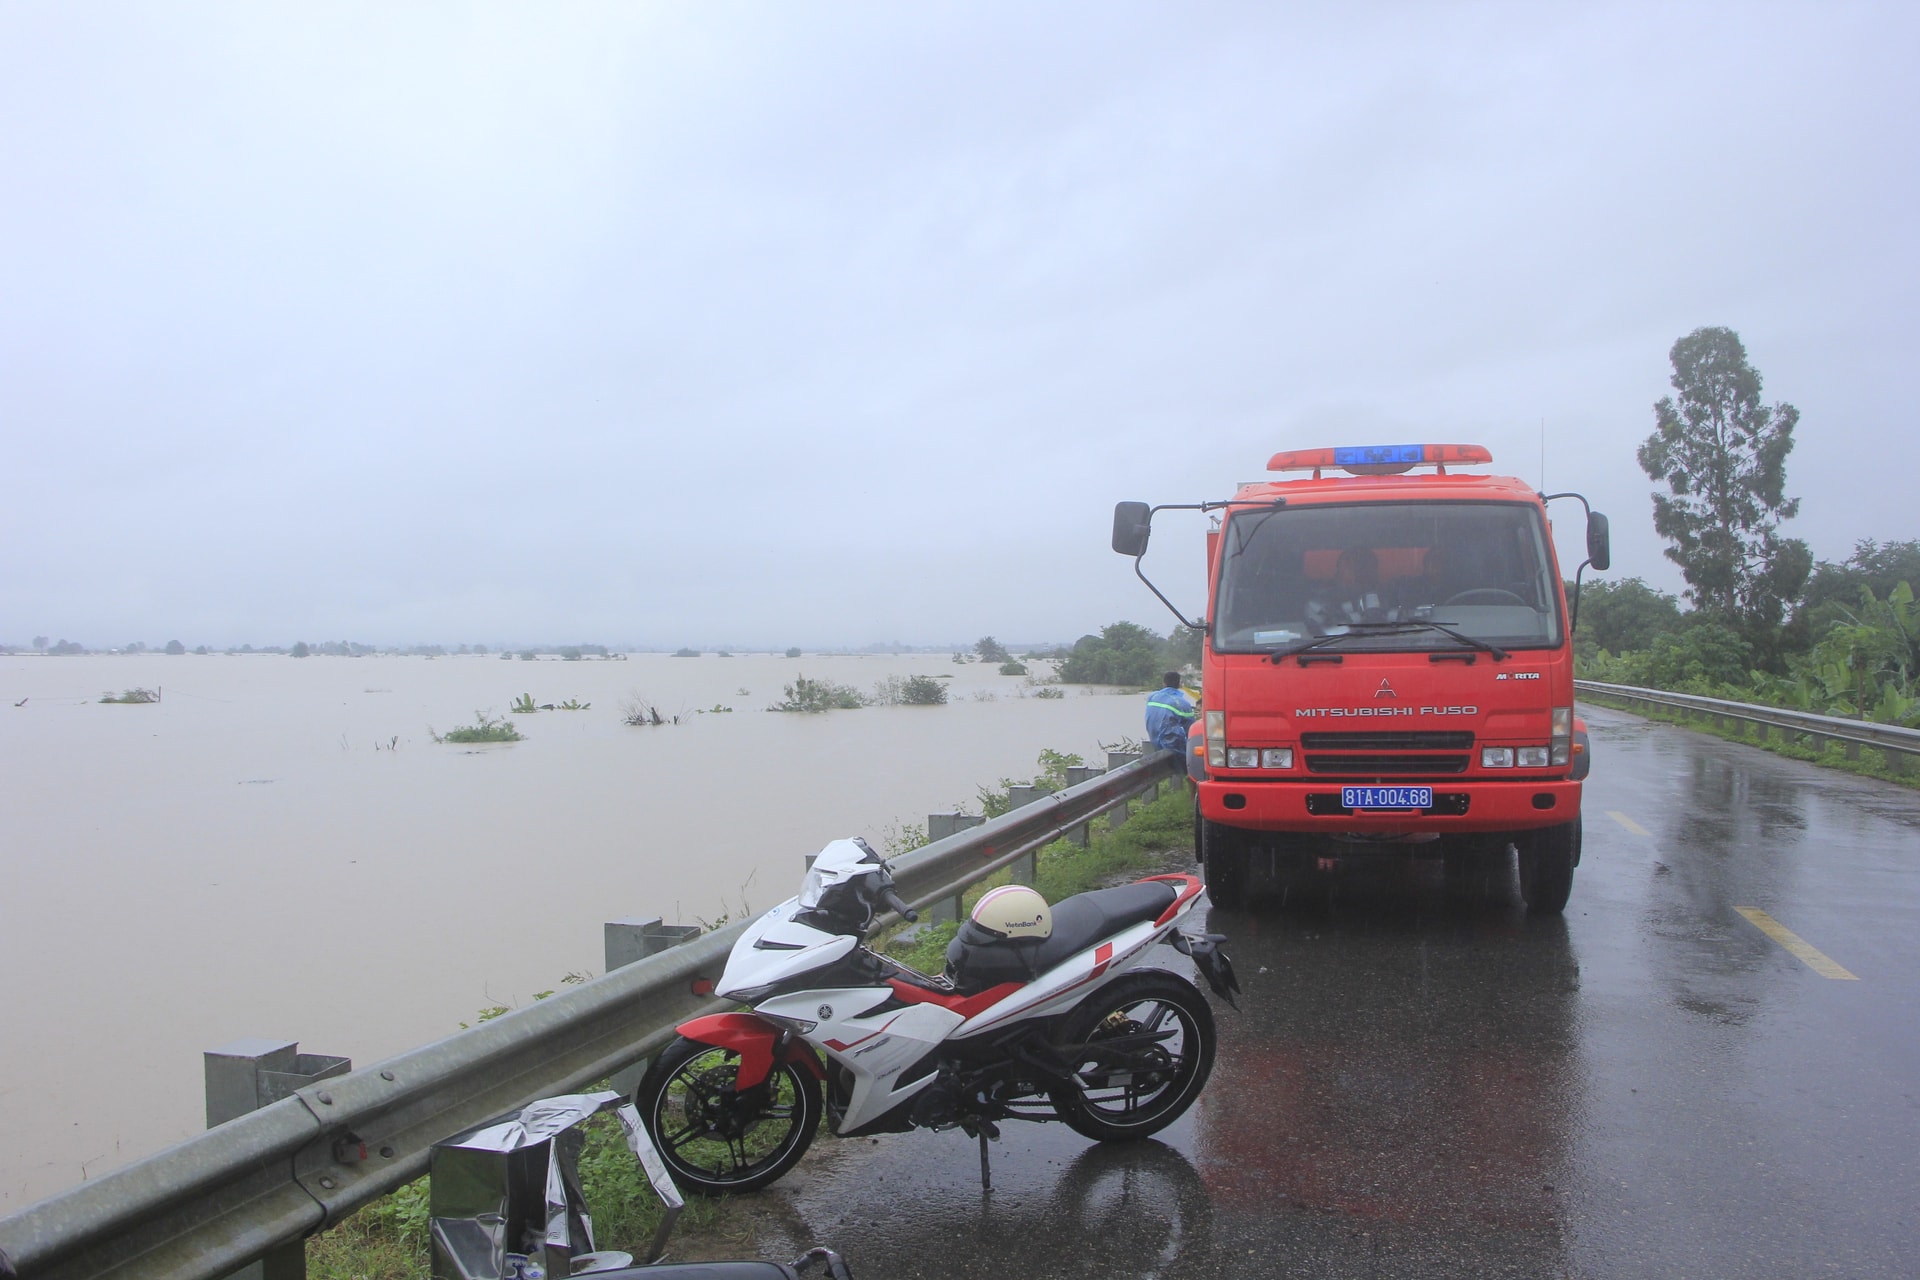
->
(1212, 501), (1563, 653)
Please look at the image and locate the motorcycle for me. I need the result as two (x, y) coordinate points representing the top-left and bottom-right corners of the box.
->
(635, 836), (1238, 1195)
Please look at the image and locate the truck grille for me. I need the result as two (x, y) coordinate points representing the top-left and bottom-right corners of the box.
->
(1299, 731), (1474, 750)
(1304, 754), (1471, 775)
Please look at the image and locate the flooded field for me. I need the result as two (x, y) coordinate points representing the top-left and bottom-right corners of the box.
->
(0, 651), (1140, 1207)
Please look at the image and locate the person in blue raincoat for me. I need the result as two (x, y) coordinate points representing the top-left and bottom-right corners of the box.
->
(1145, 672), (1197, 755)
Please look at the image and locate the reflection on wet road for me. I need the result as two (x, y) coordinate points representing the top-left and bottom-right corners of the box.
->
(747, 705), (1920, 1277)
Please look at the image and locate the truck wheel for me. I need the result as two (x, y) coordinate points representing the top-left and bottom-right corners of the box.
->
(1516, 818), (1579, 914)
(1199, 819), (1250, 910)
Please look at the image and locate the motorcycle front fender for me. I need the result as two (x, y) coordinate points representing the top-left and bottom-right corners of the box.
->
(675, 1012), (826, 1091)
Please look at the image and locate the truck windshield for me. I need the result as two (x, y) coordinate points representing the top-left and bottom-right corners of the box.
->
(1212, 501), (1563, 654)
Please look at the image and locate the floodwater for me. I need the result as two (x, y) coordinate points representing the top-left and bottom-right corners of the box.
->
(0, 652), (1140, 1208)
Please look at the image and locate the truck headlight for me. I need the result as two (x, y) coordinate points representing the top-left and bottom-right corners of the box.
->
(1262, 748), (1294, 769)
(1206, 710), (1226, 769)
(1517, 746), (1551, 768)
(1227, 747), (1259, 769)
(1481, 747), (1514, 768)
(1551, 706), (1573, 766)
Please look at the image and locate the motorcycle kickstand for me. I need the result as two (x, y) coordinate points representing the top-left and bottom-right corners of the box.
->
(960, 1117), (1000, 1193)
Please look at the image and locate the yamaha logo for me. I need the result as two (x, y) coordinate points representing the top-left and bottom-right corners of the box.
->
(817, 1004), (834, 1020)
(1375, 679), (1397, 699)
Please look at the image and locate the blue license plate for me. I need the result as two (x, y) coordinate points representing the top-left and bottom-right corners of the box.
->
(1342, 785), (1433, 811)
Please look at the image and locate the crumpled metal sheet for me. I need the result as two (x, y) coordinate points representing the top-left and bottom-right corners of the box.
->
(430, 1091), (631, 1279)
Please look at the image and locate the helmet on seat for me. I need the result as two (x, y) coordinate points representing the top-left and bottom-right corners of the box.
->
(969, 885), (1051, 941)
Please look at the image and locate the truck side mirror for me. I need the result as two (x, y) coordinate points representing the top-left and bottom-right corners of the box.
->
(1586, 511), (1610, 572)
(1112, 502), (1152, 557)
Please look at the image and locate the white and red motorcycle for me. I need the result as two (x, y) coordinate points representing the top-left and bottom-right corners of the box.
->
(634, 837), (1238, 1195)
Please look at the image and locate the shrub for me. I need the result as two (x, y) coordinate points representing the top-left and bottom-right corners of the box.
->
(100, 688), (159, 704)
(872, 674), (948, 706)
(433, 713), (522, 744)
(621, 693), (667, 726)
(998, 661), (1027, 676)
(771, 674), (866, 712)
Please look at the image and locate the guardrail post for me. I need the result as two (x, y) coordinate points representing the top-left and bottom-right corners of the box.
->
(1106, 752), (1144, 811)
(1062, 767), (1101, 844)
(926, 814), (985, 920)
(205, 1039), (350, 1280)
(1888, 749), (1913, 778)
(1005, 787), (1043, 883)
(1846, 740), (1862, 761)
(605, 919), (702, 1094)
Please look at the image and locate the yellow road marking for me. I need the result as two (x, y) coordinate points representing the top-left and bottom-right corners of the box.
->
(1735, 908), (1859, 980)
(1608, 810), (1650, 837)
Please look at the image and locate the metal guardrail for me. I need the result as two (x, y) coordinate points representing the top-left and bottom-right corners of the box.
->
(0, 751), (1181, 1280)
(1575, 680), (1920, 765)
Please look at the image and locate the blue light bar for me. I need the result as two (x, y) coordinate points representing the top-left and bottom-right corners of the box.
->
(1334, 444), (1425, 467)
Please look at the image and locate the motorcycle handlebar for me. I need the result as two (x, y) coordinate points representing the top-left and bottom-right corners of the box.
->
(879, 887), (918, 924)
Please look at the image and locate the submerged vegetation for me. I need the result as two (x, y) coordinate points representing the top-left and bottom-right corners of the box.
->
(430, 713), (522, 744)
(769, 674), (867, 712)
(870, 673), (949, 706)
(99, 687), (160, 703)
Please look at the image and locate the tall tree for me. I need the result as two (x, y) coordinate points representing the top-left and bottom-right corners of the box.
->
(1638, 327), (1810, 651)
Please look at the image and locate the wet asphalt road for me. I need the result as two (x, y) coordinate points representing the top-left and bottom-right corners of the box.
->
(739, 705), (1920, 1278)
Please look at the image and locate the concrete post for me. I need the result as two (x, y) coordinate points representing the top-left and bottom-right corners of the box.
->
(1061, 766), (1100, 845)
(1846, 740), (1862, 761)
(1003, 787), (1043, 883)
(926, 814), (985, 922)
(205, 1039), (350, 1280)
(605, 918), (702, 1094)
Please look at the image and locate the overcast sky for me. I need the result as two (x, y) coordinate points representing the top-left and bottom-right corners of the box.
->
(3, 3), (1913, 650)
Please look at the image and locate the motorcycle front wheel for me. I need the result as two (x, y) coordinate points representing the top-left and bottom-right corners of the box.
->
(1049, 971), (1217, 1143)
(636, 1035), (823, 1195)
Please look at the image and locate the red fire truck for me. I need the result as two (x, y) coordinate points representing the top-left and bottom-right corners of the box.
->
(1112, 443), (1609, 913)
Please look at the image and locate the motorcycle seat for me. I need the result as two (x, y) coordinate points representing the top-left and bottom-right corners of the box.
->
(943, 880), (1178, 995)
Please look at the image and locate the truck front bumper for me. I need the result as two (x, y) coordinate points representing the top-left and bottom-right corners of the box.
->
(1198, 777), (1582, 835)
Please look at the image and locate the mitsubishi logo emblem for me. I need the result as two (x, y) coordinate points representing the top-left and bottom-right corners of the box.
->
(1375, 679), (1397, 699)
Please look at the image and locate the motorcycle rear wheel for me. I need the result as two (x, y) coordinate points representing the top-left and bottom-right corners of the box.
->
(636, 1035), (823, 1195)
(1050, 971), (1216, 1142)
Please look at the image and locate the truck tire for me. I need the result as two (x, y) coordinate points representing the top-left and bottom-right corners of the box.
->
(1199, 819), (1250, 910)
(1516, 818), (1579, 914)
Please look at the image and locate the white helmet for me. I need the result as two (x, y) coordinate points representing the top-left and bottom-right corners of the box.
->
(970, 885), (1051, 941)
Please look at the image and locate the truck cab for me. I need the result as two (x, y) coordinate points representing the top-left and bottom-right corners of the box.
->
(1114, 444), (1608, 913)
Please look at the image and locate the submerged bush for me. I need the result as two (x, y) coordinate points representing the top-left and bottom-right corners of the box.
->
(872, 674), (949, 706)
(432, 713), (522, 744)
(100, 688), (159, 704)
(770, 674), (866, 712)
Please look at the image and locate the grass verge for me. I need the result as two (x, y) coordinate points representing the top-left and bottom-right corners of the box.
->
(1583, 692), (1918, 789)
